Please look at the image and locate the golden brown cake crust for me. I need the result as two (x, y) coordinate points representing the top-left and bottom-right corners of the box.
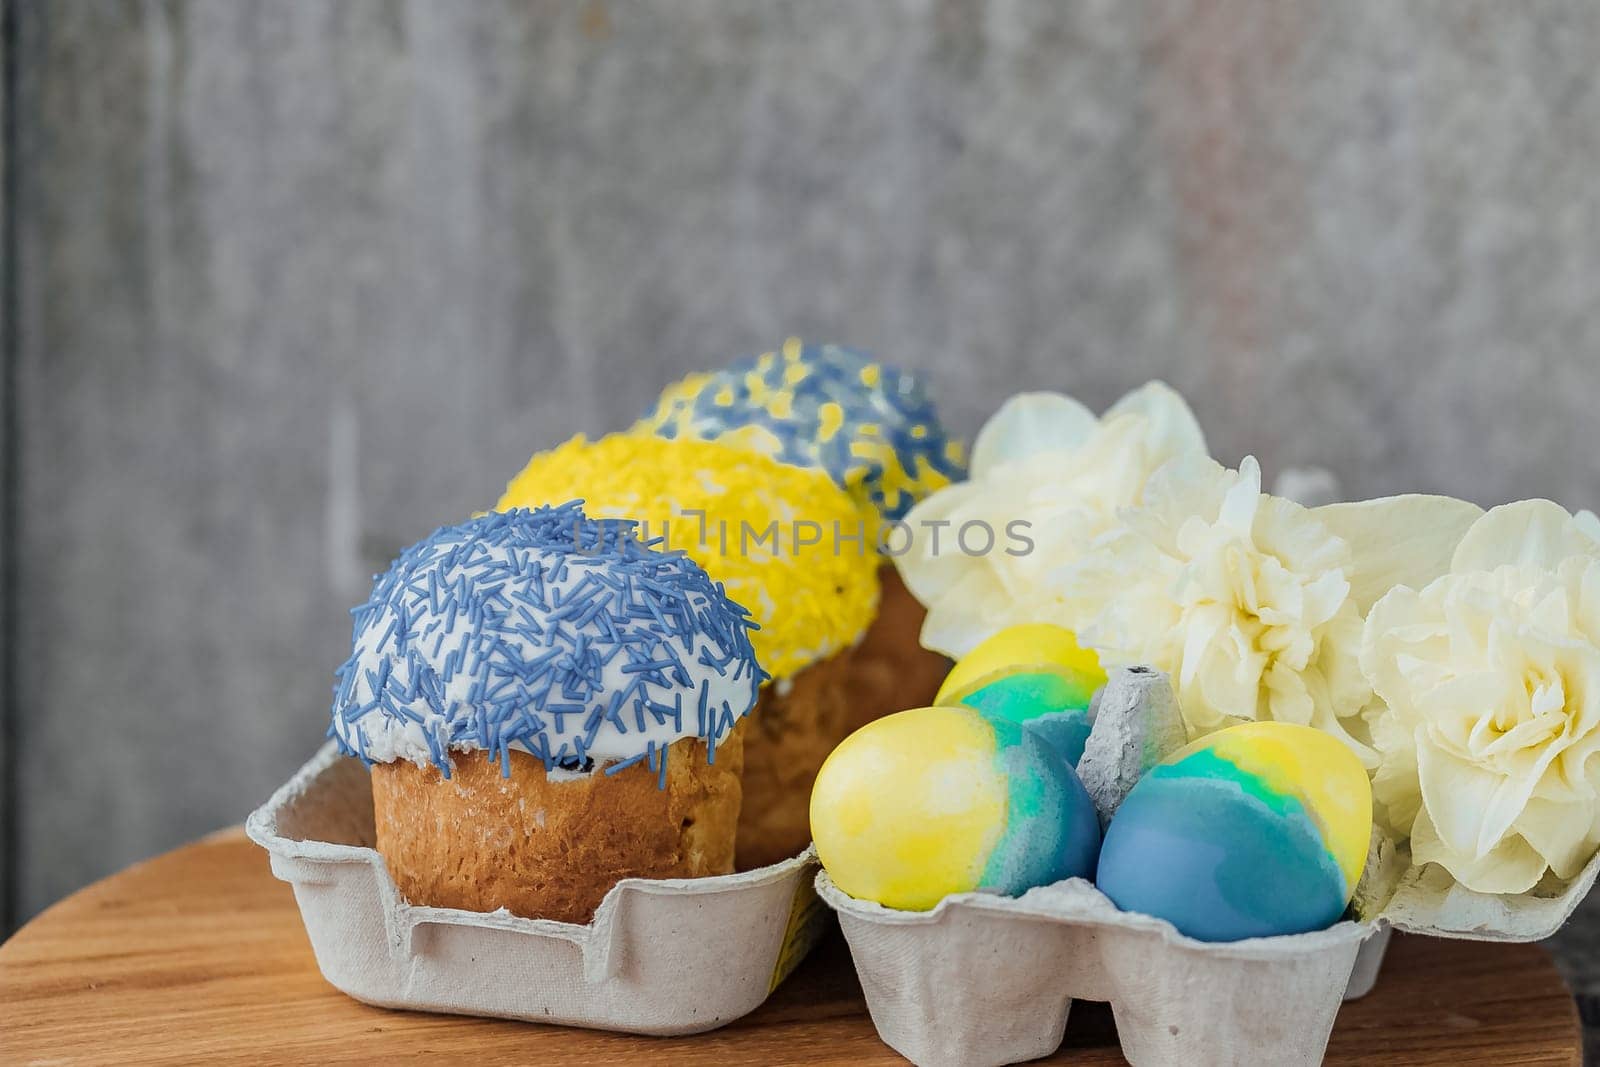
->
(371, 726), (744, 925)
(736, 651), (856, 869)
(735, 567), (947, 870)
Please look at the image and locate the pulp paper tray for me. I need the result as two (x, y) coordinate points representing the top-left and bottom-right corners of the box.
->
(815, 664), (1600, 1067)
(246, 742), (826, 1035)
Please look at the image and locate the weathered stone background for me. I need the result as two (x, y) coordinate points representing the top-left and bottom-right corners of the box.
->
(6, 0), (1600, 1044)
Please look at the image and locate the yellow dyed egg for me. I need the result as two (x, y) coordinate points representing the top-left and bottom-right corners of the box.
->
(810, 705), (1100, 911)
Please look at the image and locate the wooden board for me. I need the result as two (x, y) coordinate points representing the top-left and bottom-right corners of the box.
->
(0, 830), (1582, 1065)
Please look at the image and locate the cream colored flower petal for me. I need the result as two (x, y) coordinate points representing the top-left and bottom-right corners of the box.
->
(893, 481), (993, 600)
(1100, 380), (1209, 464)
(968, 392), (1098, 477)
(915, 563), (1016, 658)
(1370, 718), (1424, 839)
(1563, 558), (1600, 646)
(1264, 660), (1315, 726)
(1410, 805), (1548, 894)
(1452, 499), (1600, 573)
(1307, 696), (1380, 768)
(1578, 509), (1600, 545)
(1064, 418), (1186, 514)
(1323, 627), (1375, 723)
(1361, 584), (1438, 711)
(1523, 579), (1579, 639)
(1302, 569), (1355, 632)
(1216, 456), (1264, 535)
(1135, 453), (1231, 535)
(1315, 495), (1484, 612)
(896, 475), (984, 533)
(1474, 740), (1563, 857)
(1186, 620), (1267, 725)
(1258, 495), (1350, 577)
(1517, 795), (1600, 880)
(1415, 742), (1511, 858)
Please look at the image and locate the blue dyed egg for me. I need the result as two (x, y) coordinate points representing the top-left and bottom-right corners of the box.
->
(1096, 722), (1372, 942)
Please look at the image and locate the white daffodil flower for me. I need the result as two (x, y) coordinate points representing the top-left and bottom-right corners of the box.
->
(1363, 500), (1600, 893)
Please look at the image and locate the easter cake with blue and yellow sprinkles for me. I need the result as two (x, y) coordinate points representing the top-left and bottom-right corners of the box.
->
(637, 339), (966, 736)
(332, 502), (763, 924)
(498, 432), (881, 869)
(637, 338), (966, 523)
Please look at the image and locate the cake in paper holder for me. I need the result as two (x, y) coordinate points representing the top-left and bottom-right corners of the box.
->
(247, 742), (826, 1035)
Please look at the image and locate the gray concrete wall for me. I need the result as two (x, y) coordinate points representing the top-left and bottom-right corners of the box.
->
(6, 0), (1600, 1025)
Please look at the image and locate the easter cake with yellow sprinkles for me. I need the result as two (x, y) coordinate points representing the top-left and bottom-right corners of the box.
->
(637, 339), (966, 734)
(499, 431), (880, 868)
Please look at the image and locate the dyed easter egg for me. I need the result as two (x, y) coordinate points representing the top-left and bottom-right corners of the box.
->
(810, 705), (1100, 911)
(1096, 722), (1372, 942)
(935, 624), (1108, 764)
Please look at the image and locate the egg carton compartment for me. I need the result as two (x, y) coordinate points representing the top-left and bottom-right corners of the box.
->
(813, 662), (1600, 1065)
(1369, 829), (1600, 942)
(1074, 665), (1600, 953)
(818, 871), (1377, 1067)
(246, 742), (825, 1035)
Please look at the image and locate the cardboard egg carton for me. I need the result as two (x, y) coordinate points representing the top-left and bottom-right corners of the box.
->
(818, 666), (1600, 1067)
(246, 742), (825, 1035)
(819, 873), (1375, 1067)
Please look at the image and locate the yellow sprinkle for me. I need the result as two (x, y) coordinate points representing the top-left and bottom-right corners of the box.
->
(858, 363), (882, 389)
(910, 424), (928, 439)
(873, 456), (927, 515)
(498, 434), (878, 681)
(782, 337), (803, 360)
(768, 391), (794, 419)
(817, 402), (844, 442)
(713, 384), (735, 407)
(743, 372), (771, 407)
(782, 361), (808, 386)
(638, 372), (714, 432)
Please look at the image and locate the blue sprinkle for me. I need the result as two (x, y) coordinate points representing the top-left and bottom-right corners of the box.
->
(603, 751), (649, 777)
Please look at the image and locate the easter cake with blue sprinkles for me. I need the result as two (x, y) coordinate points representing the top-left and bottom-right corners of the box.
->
(338, 502), (766, 925)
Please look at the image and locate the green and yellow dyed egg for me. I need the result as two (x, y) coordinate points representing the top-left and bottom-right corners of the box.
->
(1096, 722), (1372, 942)
(810, 705), (1101, 911)
(935, 624), (1107, 764)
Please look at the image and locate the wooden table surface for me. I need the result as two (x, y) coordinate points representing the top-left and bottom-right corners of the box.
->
(0, 830), (1583, 1066)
